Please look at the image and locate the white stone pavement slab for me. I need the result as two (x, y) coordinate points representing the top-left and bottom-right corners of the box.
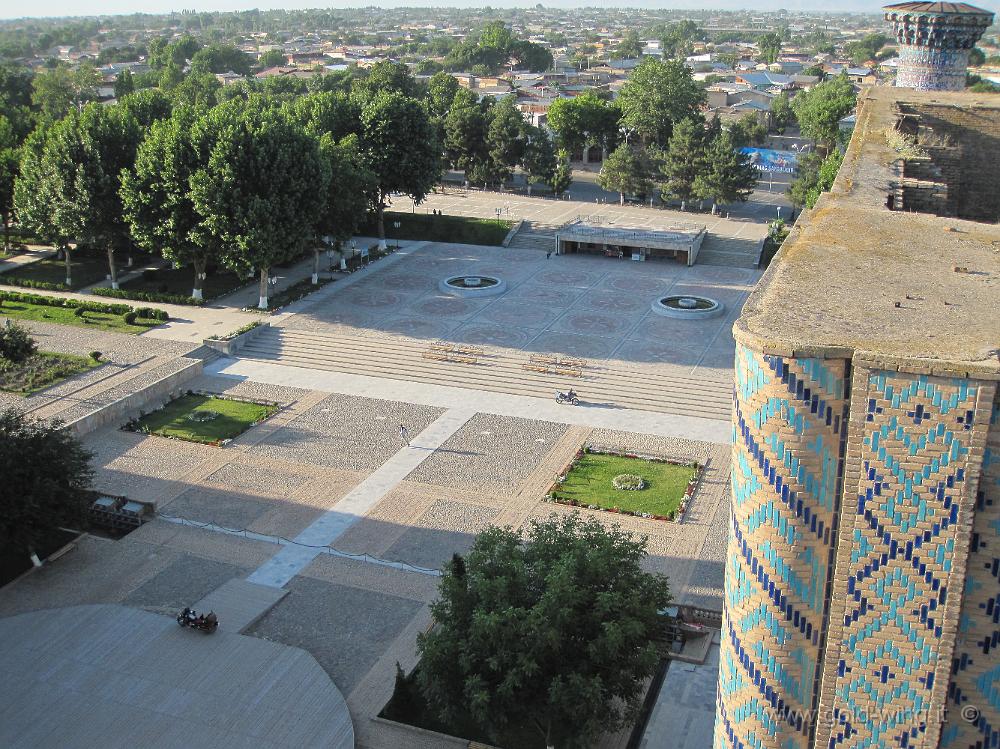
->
(247, 407), (476, 588)
(191, 577), (288, 633)
(205, 357), (732, 444)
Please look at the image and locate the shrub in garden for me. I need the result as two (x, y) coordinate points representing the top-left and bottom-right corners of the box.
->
(123, 312), (137, 325)
(89, 351), (102, 361)
(0, 321), (38, 363)
(73, 307), (86, 317)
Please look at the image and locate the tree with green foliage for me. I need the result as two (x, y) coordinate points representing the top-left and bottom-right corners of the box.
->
(617, 58), (706, 147)
(416, 515), (671, 749)
(287, 93), (373, 282)
(843, 33), (889, 66)
(615, 29), (643, 59)
(509, 39), (553, 72)
(657, 116), (707, 204)
(550, 149), (573, 197)
(189, 44), (252, 76)
(172, 71), (222, 108)
(968, 48), (986, 67)
(444, 89), (491, 184)
(16, 104), (139, 288)
(257, 49), (287, 69)
(12, 125), (78, 284)
(789, 149), (844, 209)
(546, 92), (620, 162)
(521, 126), (557, 194)
(770, 92), (793, 134)
(693, 131), (759, 211)
(0, 116), (19, 249)
(598, 142), (657, 204)
(117, 89), (173, 128)
(791, 73), (856, 150)
(659, 20), (705, 59)
(728, 113), (768, 148)
(358, 91), (440, 250)
(121, 105), (216, 300)
(426, 72), (461, 118)
(190, 99), (329, 309)
(30, 64), (101, 120)
(0, 407), (93, 561)
(113, 69), (135, 99)
(756, 32), (783, 65)
(486, 96), (527, 187)
(353, 59), (420, 99)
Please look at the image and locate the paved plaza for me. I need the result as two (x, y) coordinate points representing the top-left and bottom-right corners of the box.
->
(0, 217), (750, 747)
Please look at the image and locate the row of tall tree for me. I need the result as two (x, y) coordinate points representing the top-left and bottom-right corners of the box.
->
(598, 116), (759, 210)
(12, 82), (441, 308)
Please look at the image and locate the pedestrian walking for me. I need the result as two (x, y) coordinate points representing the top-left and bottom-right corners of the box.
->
(546, 251), (552, 260)
(399, 423), (409, 445)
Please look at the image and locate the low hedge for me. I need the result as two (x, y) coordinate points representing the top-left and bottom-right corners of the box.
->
(91, 286), (205, 306)
(0, 289), (169, 321)
(0, 276), (68, 291)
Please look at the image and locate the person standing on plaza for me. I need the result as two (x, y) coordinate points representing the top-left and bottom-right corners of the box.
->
(399, 423), (409, 445)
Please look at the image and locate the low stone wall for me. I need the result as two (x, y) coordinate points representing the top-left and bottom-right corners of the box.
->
(64, 358), (203, 437)
(501, 220), (523, 247)
(204, 322), (271, 357)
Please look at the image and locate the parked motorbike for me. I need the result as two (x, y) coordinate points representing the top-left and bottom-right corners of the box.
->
(555, 390), (580, 406)
(177, 607), (219, 634)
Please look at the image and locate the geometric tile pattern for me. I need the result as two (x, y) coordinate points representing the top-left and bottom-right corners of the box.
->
(716, 345), (850, 749)
(816, 371), (995, 749)
(941, 392), (1000, 749)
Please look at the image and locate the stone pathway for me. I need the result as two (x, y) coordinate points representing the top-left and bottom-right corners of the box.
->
(247, 407), (477, 588)
(0, 246), (56, 273)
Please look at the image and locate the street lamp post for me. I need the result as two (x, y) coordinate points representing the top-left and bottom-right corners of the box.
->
(496, 207), (502, 225)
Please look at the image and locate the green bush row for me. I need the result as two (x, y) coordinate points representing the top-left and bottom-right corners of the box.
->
(0, 276), (68, 291)
(0, 290), (169, 321)
(90, 286), (205, 306)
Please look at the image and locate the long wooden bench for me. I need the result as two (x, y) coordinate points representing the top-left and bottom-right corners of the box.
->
(523, 363), (551, 373)
(529, 353), (559, 365)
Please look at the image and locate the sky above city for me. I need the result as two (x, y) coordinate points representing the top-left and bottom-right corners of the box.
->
(11, 1), (1000, 22)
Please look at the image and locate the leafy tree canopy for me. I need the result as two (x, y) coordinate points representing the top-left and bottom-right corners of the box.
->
(617, 58), (705, 147)
(0, 407), (93, 556)
(416, 515), (671, 749)
(791, 73), (856, 148)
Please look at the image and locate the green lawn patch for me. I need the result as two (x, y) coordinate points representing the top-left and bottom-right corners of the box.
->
(119, 264), (250, 302)
(0, 351), (102, 395)
(128, 393), (279, 445)
(361, 211), (513, 246)
(550, 450), (700, 520)
(0, 297), (164, 334)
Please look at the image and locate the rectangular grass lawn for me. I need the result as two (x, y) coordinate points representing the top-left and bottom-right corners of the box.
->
(554, 452), (696, 516)
(134, 393), (278, 444)
(0, 299), (162, 334)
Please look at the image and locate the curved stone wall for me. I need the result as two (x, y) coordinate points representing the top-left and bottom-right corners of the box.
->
(715, 343), (850, 749)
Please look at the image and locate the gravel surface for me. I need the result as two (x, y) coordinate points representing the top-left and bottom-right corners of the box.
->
(383, 499), (499, 570)
(246, 575), (423, 694)
(205, 461), (311, 498)
(252, 394), (443, 472)
(86, 430), (213, 499)
(123, 554), (246, 614)
(191, 374), (310, 406)
(159, 486), (274, 531)
(407, 413), (566, 495)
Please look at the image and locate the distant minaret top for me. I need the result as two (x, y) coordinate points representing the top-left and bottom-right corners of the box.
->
(884, 2), (994, 91)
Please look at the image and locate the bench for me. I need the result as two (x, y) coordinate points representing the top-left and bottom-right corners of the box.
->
(553, 368), (583, 378)
(529, 353), (559, 365)
(523, 363), (551, 373)
(559, 357), (587, 369)
(422, 351), (451, 361)
(428, 342), (454, 352)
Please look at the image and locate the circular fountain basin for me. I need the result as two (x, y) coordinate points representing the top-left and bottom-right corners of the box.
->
(439, 275), (507, 297)
(651, 294), (723, 319)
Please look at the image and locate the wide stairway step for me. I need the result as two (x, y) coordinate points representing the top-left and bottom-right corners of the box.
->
(237, 327), (732, 420)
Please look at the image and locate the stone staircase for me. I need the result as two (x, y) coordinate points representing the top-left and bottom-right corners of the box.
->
(238, 326), (732, 420)
(696, 235), (764, 269)
(506, 220), (563, 252)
